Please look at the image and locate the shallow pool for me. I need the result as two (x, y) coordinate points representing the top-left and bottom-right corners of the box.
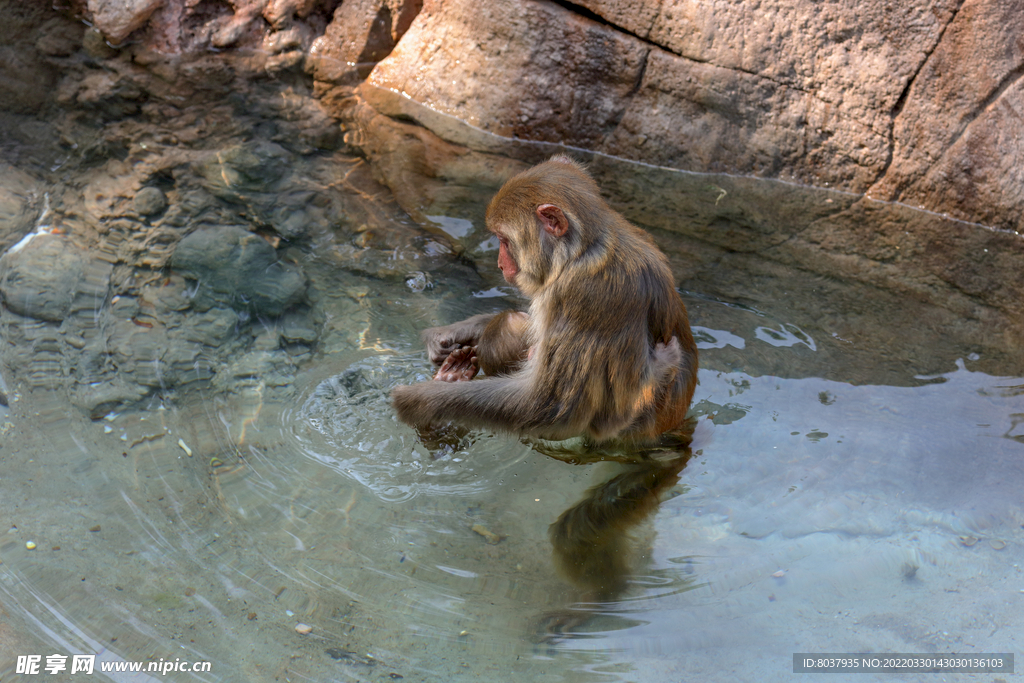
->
(0, 57), (1021, 682)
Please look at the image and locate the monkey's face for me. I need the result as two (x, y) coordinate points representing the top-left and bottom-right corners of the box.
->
(495, 234), (518, 285)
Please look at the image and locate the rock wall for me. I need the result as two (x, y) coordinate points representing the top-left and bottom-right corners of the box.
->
(309, 0), (1024, 336)
(3, 0), (1023, 388)
(0, 0), (463, 415)
(61, 0), (1024, 231)
(65, 0), (1024, 232)
(350, 0), (1024, 235)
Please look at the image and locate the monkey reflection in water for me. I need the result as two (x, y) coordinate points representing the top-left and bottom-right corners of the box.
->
(392, 156), (700, 636)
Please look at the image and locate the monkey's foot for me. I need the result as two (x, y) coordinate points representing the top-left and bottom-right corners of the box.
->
(433, 345), (479, 382)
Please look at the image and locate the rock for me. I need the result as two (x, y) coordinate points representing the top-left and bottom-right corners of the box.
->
(365, 0), (647, 149)
(209, 1), (267, 49)
(35, 19), (84, 57)
(279, 311), (317, 344)
(344, 0), (1024, 233)
(182, 308), (240, 347)
(171, 226), (307, 317)
(82, 26), (118, 59)
(266, 50), (305, 74)
(87, 0), (163, 44)
(0, 235), (84, 322)
(263, 27), (306, 54)
(0, 164), (39, 252)
(865, 0), (1024, 232)
(72, 379), (149, 417)
(213, 350), (297, 392)
(133, 187), (167, 216)
(0, 45), (56, 112)
(263, 0), (318, 29)
(307, 0), (422, 84)
(194, 142), (290, 200)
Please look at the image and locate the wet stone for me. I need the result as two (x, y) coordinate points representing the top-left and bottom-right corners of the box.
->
(279, 311), (318, 344)
(0, 235), (84, 322)
(0, 164), (39, 250)
(81, 26), (118, 59)
(171, 225), (307, 317)
(253, 329), (281, 351)
(133, 187), (167, 216)
(194, 142), (290, 199)
(139, 276), (192, 315)
(213, 350), (297, 392)
(182, 308), (240, 347)
(72, 378), (148, 416)
(109, 296), (140, 319)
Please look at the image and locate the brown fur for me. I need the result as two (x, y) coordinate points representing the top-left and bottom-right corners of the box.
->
(392, 156), (698, 444)
(477, 310), (530, 376)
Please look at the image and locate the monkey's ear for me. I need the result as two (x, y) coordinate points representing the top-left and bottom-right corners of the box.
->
(537, 204), (568, 238)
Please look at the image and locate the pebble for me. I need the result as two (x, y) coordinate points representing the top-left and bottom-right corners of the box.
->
(471, 523), (502, 545)
(134, 187), (167, 216)
(294, 623), (312, 635)
(25, 541), (36, 550)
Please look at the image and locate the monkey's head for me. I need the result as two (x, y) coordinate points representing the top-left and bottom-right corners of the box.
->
(485, 156), (606, 298)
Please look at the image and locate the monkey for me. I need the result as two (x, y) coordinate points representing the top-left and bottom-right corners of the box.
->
(392, 155), (698, 445)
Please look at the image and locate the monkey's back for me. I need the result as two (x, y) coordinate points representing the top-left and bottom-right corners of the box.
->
(532, 217), (698, 442)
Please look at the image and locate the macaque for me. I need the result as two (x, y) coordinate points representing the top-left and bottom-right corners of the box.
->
(393, 156), (698, 444)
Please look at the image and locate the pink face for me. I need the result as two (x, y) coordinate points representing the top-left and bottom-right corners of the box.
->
(496, 235), (518, 285)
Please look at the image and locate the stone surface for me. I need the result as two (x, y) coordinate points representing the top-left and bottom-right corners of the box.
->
(171, 225), (307, 317)
(0, 164), (39, 252)
(133, 186), (168, 215)
(307, 0), (422, 84)
(87, 0), (164, 44)
(352, 0), (1024, 233)
(0, 235), (84, 322)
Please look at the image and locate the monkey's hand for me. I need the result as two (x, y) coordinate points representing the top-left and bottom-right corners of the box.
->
(421, 313), (496, 365)
(434, 346), (480, 382)
(652, 337), (682, 382)
(425, 336), (464, 366)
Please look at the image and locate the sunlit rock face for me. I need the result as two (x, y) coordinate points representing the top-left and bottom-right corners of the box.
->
(5, 0), (1024, 368)
(62, 0), (1024, 234)
(355, 0), (1024, 235)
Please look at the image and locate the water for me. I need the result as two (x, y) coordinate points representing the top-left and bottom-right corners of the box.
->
(1, 42), (1022, 683)
(2, 257), (1022, 681)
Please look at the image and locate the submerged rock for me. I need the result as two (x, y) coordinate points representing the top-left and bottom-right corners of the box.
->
(133, 186), (167, 216)
(171, 225), (307, 317)
(0, 164), (39, 252)
(0, 235), (84, 322)
(194, 142), (291, 200)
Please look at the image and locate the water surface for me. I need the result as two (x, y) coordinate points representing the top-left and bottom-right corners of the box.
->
(0, 67), (1022, 683)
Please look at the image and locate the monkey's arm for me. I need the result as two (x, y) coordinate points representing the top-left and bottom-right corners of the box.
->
(394, 337), (682, 441)
(393, 371), (573, 439)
